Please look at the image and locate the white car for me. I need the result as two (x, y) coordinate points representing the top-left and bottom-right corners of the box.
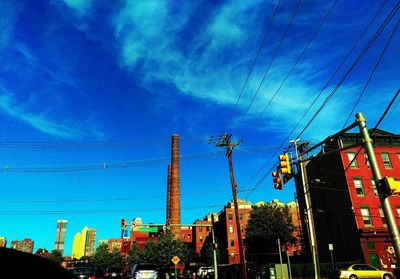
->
(197, 267), (214, 277)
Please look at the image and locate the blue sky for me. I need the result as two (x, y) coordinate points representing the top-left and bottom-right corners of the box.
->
(0, 0), (399, 256)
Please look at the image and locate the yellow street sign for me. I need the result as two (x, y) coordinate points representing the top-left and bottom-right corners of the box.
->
(171, 256), (180, 265)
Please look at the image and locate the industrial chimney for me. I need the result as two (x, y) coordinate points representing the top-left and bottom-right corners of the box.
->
(169, 134), (181, 236)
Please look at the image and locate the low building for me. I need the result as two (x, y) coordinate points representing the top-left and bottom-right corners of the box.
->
(11, 238), (34, 254)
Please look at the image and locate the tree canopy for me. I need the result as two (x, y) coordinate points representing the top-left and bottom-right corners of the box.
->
(91, 243), (124, 272)
(245, 202), (297, 263)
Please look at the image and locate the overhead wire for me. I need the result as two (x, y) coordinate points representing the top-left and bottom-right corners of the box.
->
(241, 0), (338, 141)
(235, 0), (301, 132)
(343, 19), (400, 128)
(223, 0), (282, 133)
(296, 0), (400, 139)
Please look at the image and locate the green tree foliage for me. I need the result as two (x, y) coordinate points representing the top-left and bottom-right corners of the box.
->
(48, 249), (63, 264)
(245, 202), (297, 263)
(35, 248), (49, 255)
(91, 243), (123, 272)
(127, 234), (193, 269)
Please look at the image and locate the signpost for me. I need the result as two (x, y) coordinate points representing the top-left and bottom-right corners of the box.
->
(171, 256), (180, 279)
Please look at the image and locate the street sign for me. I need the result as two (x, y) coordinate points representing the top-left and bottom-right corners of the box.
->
(328, 244), (333, 251)
(138, 227), (158, 233)
(171, 256), (180, 265)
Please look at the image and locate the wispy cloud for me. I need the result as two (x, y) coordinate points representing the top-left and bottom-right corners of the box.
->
(62, 0), (93, 16)
(0, 85), (81, 139)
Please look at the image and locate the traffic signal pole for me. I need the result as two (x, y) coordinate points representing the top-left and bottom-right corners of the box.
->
(356, 112), (400, 261)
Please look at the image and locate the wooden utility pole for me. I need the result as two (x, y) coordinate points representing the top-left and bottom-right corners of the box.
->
(215, 134), (247, 279)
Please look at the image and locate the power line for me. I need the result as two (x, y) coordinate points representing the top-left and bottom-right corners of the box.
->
(296, 0), (400, 139)
(223, 0), (282, 132)
(343, 19), (400, 128)
(235, 0), (301, 132)
(241, 0), (338, 141)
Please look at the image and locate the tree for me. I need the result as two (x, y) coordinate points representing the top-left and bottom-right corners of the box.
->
(35, 248), (49, 255)
(127, 234), (192, 270)
(245, 202), (297, 263)
(48, 249), (63, 264)
(91, 243), (123, 272)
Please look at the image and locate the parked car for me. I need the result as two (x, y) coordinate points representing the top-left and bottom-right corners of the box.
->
(68, 266), (96, 279)
(338, 264), (393, 279)
(131, 263), (158, 279)
(197, 267), (213, 278)
(104, 267), (127, 278)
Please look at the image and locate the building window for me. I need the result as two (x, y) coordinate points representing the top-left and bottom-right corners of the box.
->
(230, 239), (235, 247)
(228, 214), (233, 220)
(366, 242), (375, 250)
(364, 153), (370, 168)
(398, 152), (400, 162)
(199, 236), (203, 242)
(347, 151), (358, 168)
(229, 226), (234, 233)
(206, 227), (210, 232)
(361, 207), (372, 226)
(378, 207), (387, 226)
(188, 234), (191, 239)
(397, 207), (400, 217)
(230, 252), (235, 260)
(239, 213), (243, 220)
(354, 178), (365, 196)
(381, 152), (392, 169)
(199, 227), (203, 232)
(371, 179), (378, 196)
(182, 234), (185, 239)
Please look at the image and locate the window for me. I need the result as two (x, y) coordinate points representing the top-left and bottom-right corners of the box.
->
(188, 234), (191, 239)
(230, 239), (235, 247)
(347, 151), (358, 168)
(381, 152), (392, 169)
(181, 234), (185, 239)
(199, 227), (203, 232)
(378, 207), (387, 226)
(239, 213), (243, 220)
(371, 179), (378, 196)
(366, 242), (375, 250)
(229, 226), (234, 233)
(354, 178), (365, 196)
(397, 207), (400, 217)
(228, 214), (233, 220)
(230, 252), (235, 260)
(206, 227), (210, 232)
(361, 207), (372, 226)
(364, 153), (370, 168)
(398, 152), (400, 162)
(199, 236), (203, 242)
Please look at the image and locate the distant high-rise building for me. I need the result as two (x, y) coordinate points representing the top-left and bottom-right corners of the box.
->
(72, 227), (96, 259)
(54, 220), (68, 255)
(11, 238), (34, 254)
(0, 237), (7, 247)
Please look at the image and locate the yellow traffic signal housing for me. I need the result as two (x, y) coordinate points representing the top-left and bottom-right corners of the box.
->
(272, 171), (283, 190)
(279, 153), (291, 174)
(381, 177), (400, 195)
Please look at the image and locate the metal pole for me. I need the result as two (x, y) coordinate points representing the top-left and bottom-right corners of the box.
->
(286, 250), (292, 279)
(227, 148), (247, 279)
(299, 156), (320, 279)
(356, 112), (400, 261)
(278, 239), (284, 279)
(211, 215), (218, 279)
(330, 250), (334, 272)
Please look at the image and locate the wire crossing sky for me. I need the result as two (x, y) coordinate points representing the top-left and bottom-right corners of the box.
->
(0, 0), (399, 255)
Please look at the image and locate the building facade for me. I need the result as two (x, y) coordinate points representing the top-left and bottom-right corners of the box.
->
(11, 238), (34, 253)
(72, 226), (96, 259)
(296, 129), (400, 269)
(54, 220), (68, 255)
(0, 237), (6, 247)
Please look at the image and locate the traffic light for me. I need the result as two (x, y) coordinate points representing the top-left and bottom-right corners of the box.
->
(272, 171), (283, 190)
(121, 218), (127, 230)
(279, 153), (291, 174)
(381, 177), (400, 195)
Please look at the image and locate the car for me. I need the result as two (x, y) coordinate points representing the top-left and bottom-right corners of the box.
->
(131, 263), (158, 279)
(197, 267), (213, 278)
(68, 266), (96, 279)
(338, 264), (393, 279)
(104, 267), (127, 278)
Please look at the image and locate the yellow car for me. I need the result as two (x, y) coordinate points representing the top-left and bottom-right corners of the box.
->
(338, 264), (393, 279)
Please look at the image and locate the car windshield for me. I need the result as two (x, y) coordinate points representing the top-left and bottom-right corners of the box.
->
(107, 268), (124, 272)
(70, 268), (93, 275)
(136, 264), (157, 270)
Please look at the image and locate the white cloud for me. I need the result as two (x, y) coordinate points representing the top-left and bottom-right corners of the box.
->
(0, 86), (81, 139)
(62, 0), (93, 16)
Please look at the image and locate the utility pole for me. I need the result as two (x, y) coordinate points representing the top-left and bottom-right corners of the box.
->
(211, 214), (218, 279)
(356, 112), (400, 261)
(215, 134), (247, 279)
(292, 139), (320, 279)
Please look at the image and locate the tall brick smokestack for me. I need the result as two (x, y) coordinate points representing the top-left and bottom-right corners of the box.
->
(170, 134), (181, 236)
(166, 164), (172, 222)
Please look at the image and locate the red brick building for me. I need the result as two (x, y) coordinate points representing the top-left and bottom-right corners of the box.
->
(11, 238), (34, 254)
(192, 213), (218, 254)
(297, 129), (400, 269)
